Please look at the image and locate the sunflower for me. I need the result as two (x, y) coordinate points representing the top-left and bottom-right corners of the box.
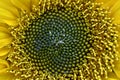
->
(0, 0), (120, 80)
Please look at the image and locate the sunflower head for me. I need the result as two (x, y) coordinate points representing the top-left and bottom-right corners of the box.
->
(0, 0), (120, 80)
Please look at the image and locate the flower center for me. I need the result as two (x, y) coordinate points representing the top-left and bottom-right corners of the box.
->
(24, 8), (90, 75)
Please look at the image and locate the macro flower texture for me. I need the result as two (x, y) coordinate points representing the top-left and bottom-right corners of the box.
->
(0, 0), (120, 80)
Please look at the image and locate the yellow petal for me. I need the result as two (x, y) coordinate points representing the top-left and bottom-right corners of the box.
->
(104, 78), (119, 80)
(114, 60), (120, 79)
(110, 0), (120, 24)
(108, 72), (118, 78)
(0, 8), (16, 20)
(31, 0), (39, 6)
(113, 9), (120, 24)
(0, 59), (13, 80)
(102, 70), (119, 80)
(96, 0), (120, 24)
(0, 37), (13, 49)
(19, 0), (32, 10)
(0, 73), (13, 80)
(0, 0), (19, 26)
(0, 23), (12, 39)
(11, 0), (31, 11)
(0, 59), (9, 73)
(0, 27), (9, 33)
(0, 47), (10, 56)
(96, 0), (118, 9)
(0, 32), (11, 39)
(0, 0), (19, 17)
(0, 8), (18, 26)
(2, 19), (18, 26)
(0, 22), (18, 32)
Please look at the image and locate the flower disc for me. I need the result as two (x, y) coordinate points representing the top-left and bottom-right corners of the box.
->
(24, 8), (90, 76)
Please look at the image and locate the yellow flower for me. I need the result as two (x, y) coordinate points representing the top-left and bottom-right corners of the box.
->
(0, 0), (120, 80)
